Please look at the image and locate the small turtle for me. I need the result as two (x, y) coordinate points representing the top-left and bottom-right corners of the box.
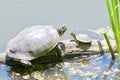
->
(5, 25), (67, 65)
(70, 33), (92, 51)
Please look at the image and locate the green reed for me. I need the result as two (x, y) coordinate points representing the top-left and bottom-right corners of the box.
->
(104, 33), (115, 60)
(106, 0), (120, 62)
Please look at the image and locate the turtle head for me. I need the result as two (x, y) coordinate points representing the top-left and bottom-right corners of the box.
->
(71, 33), (77, 41)
(57, 25), (67, 36)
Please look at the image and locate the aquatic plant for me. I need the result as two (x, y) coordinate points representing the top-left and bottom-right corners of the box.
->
(106, 0), (120, 62)
(89, 27), (115, 59)
(104, 33), (115, 60)
(0, 78), (3, 80)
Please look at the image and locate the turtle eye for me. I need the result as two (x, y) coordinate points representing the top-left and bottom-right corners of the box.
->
(10, 49), (15, 53)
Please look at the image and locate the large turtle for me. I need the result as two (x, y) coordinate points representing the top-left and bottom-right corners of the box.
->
(5, 25), (67, 65)
(70, 33), (92, 51)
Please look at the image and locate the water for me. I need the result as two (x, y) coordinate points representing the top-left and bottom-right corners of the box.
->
(1, 0), (119, 80)
(0, 0), (108, 53)
(0, 54), (120, 80)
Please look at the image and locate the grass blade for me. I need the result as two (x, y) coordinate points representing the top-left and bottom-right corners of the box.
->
(104, 33), (115, 60)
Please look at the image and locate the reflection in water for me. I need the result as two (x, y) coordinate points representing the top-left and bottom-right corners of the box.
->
(102, 55), (116, 80)
(8, 63), (68, 80)
(115, 65), (120, 80)
(63, 54), (119, 80)
(0, 64), (11, 80)
(0, 53), (120, 80)
(43, 65), (68, 80)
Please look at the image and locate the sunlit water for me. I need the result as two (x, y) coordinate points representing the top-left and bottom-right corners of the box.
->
(0, 0), (119, 80)
(0, 54), (120, 80)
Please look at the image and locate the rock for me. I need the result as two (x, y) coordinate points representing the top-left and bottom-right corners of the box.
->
(31, 71), (44, 80)
(22, 75), (30, 79)
(0, 39), (117, 65)
(0, 53), (6, 64)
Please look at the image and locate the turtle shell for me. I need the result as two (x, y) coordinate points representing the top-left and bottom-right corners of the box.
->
(6, 25), (59, 61)
(76, 34), (92, 43)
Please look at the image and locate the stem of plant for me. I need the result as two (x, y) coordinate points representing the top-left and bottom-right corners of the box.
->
(104, 33), (115, 60)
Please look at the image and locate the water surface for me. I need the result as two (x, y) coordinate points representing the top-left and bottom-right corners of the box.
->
(0, 54), (120, 80)
(0, 0), (108, 52)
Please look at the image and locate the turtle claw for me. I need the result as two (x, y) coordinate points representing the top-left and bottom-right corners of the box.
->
(20, 60), (32, 66)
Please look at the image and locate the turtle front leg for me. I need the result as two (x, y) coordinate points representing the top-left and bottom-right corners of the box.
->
(56, 42), (65, 58)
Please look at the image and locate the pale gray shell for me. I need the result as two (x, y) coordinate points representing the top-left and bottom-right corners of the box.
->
(6, 25), (59, 61)
(76, 34), (91, 43)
